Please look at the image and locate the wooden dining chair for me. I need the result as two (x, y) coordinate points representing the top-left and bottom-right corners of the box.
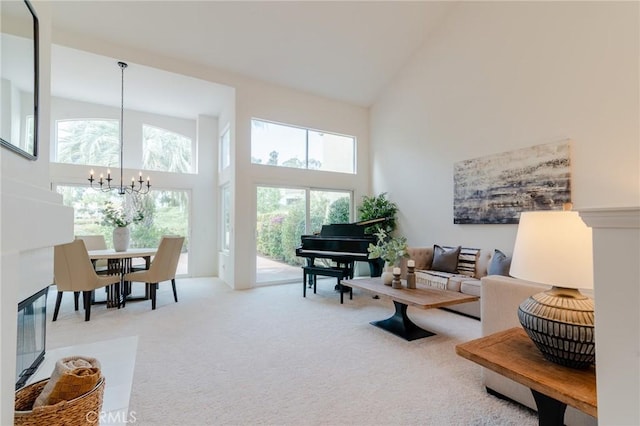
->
(53, 239), (121, 321)
(123, 236), (184, 310)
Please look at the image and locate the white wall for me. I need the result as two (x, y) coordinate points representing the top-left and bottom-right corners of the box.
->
(48, 97), (219, 277)
(371, 1), (639, 250)
(232, 80), (370, 289)
(1, 2), (74, 423)
(371, 2), (639, 424)
(50, 14), (371, 291)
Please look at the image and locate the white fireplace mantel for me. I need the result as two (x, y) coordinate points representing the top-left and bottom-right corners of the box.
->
(0, 177), (73, 424)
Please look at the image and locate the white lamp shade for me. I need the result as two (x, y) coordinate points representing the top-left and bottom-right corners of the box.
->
(510, 210), (593, 289)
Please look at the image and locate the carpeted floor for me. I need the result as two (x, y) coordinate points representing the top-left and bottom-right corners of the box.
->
(46, 277), (537, 426)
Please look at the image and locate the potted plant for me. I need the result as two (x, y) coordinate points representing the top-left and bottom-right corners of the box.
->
(357, 192), (399, 234)
(101, 202), (144, 252)
(367, 228), (409, 285)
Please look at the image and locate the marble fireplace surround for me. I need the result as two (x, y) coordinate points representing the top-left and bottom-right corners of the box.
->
(0, 177), (73, 424)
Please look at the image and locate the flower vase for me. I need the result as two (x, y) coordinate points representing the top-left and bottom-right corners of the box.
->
(113, 226), (130, 252)
(381, 263), (394, 286)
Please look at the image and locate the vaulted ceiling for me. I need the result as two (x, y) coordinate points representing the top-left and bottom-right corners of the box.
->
(49, 1), (453, 117)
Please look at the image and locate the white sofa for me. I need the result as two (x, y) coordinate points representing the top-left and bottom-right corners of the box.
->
(481, 275), (597, 426)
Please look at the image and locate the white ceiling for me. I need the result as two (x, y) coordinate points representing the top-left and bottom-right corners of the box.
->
(49, 1), (452, 118)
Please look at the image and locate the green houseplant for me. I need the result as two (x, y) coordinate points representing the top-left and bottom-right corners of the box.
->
(101, 203), (144, 228)
(367, 228), (409, 285)
(357, 192), (398, 234)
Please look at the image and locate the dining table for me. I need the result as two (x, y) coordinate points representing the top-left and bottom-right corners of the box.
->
(88, 248), (157, 308)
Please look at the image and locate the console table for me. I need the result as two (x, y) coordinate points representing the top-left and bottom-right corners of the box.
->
(456, 327), (597, 426)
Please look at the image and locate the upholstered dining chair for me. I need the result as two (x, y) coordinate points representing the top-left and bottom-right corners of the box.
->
(75, 234), (108, 272)
(53, 239), (121, 321)
(123, 236), (184, 310)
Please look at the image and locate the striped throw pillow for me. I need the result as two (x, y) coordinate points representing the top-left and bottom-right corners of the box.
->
(444, 246), (480, 278)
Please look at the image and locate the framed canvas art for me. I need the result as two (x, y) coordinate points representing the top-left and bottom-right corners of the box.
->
(453, 140), (571, 224)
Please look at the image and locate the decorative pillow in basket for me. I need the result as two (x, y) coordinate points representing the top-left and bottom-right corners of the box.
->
(15, 356), (105, 426)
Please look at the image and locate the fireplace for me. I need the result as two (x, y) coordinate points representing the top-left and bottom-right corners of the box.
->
(15, 287), (48, 390)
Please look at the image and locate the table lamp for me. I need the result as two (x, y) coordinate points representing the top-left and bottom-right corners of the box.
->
(510, 210), (595, 369)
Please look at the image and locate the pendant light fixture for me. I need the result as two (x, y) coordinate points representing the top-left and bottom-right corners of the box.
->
(88, 61), (150, 195)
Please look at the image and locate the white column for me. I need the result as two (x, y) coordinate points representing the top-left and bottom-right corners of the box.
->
(580, 207), (640, 426)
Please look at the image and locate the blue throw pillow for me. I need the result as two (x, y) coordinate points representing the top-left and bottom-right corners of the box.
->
(488, 249), (512, 276)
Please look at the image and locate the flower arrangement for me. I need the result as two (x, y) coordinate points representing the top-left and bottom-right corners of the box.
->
(367, 228), (409, 266)
(101, 202), (144, 228)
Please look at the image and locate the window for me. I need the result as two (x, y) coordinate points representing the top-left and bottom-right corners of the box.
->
(55, 119), (119, 165)
(255, 186), (352, 284)
(220, 127), (230, 171)
(143, 125), (193, 173)
(56, 185), (190, 275)
(25, 115), (35, 153)
(221, 184), (231, 251)
(251, 119), (355, 174)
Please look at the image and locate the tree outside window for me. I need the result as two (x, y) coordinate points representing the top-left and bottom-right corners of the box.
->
(143, 125), (193, 173)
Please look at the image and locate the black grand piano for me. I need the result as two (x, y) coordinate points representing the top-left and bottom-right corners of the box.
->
(295, 217), (388, 281)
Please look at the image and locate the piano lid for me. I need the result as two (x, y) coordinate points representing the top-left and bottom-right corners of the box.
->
(314, 217), (390, 237)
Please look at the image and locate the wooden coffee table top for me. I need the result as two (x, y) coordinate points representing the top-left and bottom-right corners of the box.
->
(456, 327), (597, 418)
(341, 277), (479, 309)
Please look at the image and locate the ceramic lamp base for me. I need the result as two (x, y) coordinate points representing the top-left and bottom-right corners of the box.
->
(518, 286), (595, 369)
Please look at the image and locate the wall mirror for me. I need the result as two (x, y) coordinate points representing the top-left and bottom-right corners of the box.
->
(1, 0), (39, 160)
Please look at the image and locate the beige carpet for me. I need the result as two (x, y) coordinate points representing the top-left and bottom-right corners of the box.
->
(46, 277), (537, 426)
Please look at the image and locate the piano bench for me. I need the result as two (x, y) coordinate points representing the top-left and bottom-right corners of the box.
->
(302, 266), (352, 304)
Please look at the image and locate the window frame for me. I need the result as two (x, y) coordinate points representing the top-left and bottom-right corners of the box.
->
(250, 118), (356, 174)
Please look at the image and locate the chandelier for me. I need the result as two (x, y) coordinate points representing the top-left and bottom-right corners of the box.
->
(89, 61), (151, 195)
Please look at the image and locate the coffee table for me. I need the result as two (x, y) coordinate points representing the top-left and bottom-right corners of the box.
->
(341, 277), (479, 341)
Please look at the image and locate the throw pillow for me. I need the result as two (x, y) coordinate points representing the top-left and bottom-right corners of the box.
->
(488, 249), (512, 276)
(432, 245), (461, 273)
(450, 247), (480, 278)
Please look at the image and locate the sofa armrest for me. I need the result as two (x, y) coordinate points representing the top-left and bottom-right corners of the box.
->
(480, 275), (550, 336)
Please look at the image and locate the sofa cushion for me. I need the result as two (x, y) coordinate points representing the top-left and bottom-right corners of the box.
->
(432, 245), (460, 273)
(446, 275), (465, 292)
(415, 270), (456, 290)
(460, 279), (481, 297)
(487, 249), (512, 276)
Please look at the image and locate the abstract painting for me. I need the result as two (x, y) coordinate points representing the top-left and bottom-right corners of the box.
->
(453, 140), (571, 224)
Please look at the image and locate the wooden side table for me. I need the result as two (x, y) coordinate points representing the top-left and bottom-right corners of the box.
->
(456, 327), (596, 426)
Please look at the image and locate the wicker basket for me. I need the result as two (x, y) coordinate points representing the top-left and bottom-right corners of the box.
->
(15, 377), (105, 426)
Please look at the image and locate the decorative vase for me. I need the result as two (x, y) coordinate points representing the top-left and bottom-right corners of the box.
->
(381, 263), (394, 286)
(113, 226), (130, 252)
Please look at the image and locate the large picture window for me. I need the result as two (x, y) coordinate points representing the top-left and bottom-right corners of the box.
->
(56, 185), (190, 275)
(55, 119), (119, 166)
(255, 186), (352, 284)
(143, 124), (193, 173)
(251, 119), (355, 174)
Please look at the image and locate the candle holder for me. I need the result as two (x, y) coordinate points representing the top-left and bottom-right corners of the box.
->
(406, 265), (416, 289)
(392, 272), (402, 289)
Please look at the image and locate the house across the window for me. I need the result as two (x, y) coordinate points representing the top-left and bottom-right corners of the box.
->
(251, 119), (355, 174)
